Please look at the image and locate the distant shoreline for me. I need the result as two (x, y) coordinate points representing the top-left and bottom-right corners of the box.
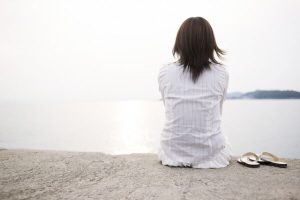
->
(158, 90), (300, 101)
(226, 90), (300, 99)
(1, 89), (300, 103)
(226, 98), (300, 100)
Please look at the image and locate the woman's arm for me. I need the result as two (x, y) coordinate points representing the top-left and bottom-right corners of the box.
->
(220, 70), (229, 115)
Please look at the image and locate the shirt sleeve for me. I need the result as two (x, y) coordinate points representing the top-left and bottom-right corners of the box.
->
(220, 68), (229, 115)
(158, 65), (167, 105)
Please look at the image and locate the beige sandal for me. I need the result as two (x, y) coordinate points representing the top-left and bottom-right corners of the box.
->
(237, 152), (260, 168)
(257, 152), (287, 168)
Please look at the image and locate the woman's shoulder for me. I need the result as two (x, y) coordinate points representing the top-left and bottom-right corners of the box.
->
(162, 61), (180, 68)
(210, 63), (229, 89)
(159, 62), (181, 73)
(158, 62), (172, 82)
(210, 63), (229, 78)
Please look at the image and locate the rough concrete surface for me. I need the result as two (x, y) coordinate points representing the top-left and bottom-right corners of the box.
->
(0, 149), (299, 200)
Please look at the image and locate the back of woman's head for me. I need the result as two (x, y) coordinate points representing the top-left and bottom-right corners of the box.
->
(173, 17), (225, 83)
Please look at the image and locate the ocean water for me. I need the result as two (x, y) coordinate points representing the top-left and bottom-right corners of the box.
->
(0, 100), (299, 158)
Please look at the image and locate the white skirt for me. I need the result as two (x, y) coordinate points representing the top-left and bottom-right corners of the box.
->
(157, 137), (233, 169)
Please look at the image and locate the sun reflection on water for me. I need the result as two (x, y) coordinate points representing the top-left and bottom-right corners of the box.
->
(113, 101), (154, 154)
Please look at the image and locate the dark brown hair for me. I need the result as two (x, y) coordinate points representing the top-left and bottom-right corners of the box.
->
(173, 17), (225, 83)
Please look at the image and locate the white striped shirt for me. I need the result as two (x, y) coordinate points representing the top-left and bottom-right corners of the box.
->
(157, 62), (232, 168)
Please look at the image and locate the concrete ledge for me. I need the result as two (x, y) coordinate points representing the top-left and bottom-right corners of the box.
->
(0, 149), (299, 200)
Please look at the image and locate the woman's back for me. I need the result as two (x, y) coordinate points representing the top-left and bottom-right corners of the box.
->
(157, 16), (232, 168)
(157, 62), (232, 168)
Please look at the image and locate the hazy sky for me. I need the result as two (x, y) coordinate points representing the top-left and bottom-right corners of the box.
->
(1, 0), (300, 102)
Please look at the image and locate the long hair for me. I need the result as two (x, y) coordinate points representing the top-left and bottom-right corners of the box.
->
(173, 17), (225, 83)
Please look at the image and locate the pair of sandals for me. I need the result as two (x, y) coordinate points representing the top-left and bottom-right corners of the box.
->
(237, 152), (287, 168)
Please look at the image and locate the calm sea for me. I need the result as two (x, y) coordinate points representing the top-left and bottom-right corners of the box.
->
(0, 100), (299, 158)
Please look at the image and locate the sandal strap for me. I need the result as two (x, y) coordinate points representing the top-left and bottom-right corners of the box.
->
(242, 152), (259, 161)
(260, 152), (279, 161)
